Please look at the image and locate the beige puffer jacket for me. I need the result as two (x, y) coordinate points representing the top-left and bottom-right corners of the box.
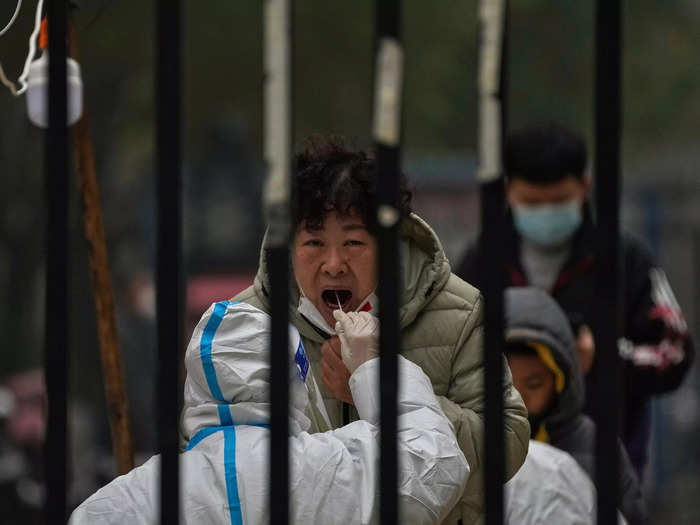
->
(233, 213), (529, 524)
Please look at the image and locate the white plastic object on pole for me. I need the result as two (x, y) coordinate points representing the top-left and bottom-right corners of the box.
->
(477, 0), (505, 183)
(25, 51), (83, 127)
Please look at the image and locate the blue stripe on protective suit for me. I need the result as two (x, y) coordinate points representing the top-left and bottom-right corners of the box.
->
(186, 423), (269, 452)
(223, 427), (243, 525)
(200, 300), (230, 402)
(218, 404), (234, 426)
(196, 300), (245, 525)
(182, 426), (243, 524)
(186, 426), (225, 451)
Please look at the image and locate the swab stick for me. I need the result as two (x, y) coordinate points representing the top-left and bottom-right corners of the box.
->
(335, 291), (343, 312)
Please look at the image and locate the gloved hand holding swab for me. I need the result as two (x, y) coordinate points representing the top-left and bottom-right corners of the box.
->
(333, 309), (379, 374)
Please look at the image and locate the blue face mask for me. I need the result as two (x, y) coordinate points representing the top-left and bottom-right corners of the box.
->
(512, 200), (582, 246)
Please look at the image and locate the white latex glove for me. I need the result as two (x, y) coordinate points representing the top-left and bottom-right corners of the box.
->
(333, 310), (379, 374)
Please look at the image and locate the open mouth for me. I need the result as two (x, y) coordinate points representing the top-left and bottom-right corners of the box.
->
(322, 289), (352, 311)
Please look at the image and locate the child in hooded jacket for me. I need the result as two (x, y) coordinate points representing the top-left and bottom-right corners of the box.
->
(504, 286), (648, 525)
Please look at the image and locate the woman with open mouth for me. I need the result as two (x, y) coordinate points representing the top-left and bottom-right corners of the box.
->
(232, 135), (530, 524)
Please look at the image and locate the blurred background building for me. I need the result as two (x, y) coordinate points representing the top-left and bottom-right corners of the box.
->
(0, 0), (698, 521)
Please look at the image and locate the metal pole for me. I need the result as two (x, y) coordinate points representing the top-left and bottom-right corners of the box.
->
(264, 1), (292, 523)
(156, 1), (182, 523)
(373, 1), (403, 523)
(45, 0), (69, 522)
(594, 0), (622, 523)
(477, 1), (507, 524)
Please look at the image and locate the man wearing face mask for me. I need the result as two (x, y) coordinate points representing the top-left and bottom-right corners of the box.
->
(233, 136), (530, 524)
(455, 121), (694, 478)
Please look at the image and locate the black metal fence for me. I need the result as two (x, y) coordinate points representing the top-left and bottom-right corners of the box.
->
(45, 0), (68, 522)
(41, 0), (622, 523)
(155, 1), (182, 524)
(593, 1), (622, 522)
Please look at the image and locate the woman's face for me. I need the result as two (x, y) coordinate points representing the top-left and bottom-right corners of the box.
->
(292, 211), (377, 326)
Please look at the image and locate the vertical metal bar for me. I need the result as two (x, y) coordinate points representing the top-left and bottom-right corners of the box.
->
(264, 1), (292, 523)
(45, 0), (69, 523)
(477, 1), (507, 524)
(594, 0), (622, 523)
(156, 1), (182, 523)
(373, 1), (402, 523)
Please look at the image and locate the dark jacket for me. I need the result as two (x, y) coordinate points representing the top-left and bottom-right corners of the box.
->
(456, 206), (694, 474)
(504, 287), (649, 524)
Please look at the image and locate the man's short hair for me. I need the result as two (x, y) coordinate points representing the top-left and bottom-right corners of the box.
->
(505, 122), (587, 184)
(293, 135), (412, 232)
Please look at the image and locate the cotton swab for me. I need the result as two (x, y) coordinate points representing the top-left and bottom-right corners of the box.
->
(335, 291), (343, 312)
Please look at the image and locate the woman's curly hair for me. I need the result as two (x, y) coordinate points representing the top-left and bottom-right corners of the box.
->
(293, 135), (412, 232)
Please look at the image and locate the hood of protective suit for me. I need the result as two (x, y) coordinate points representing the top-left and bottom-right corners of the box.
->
(251, 212), (452, 344)
(504, 287), (583, 431)
(504, 440), (598, 525)
(181, 301), (323, 444)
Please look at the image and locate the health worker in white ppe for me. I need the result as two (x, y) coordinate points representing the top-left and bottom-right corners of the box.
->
(505, 440), (628, 525)
(69, 301), (469, 524)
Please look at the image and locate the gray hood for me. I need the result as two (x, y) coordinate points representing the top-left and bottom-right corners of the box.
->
(504, 287), (584, 429)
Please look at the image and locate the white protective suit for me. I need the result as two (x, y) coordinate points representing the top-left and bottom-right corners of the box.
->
(70, 301), (469, 524)
(505, 440), (628, 525)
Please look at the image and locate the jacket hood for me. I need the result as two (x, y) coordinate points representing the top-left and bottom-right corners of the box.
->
(180, 301), (313, 444)
(504, 287), (583, 430)
(251, 212), (452, 343)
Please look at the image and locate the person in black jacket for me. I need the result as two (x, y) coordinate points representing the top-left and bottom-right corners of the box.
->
(456, 121), (694, 477)
(504, 286), (648, 524)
